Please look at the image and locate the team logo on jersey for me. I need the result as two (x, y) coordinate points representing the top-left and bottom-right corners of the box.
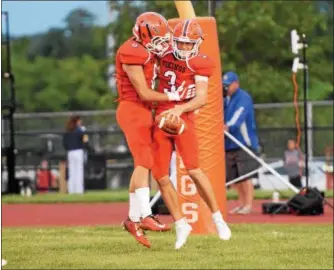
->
(132, 43), (138, 48)
(223, 75), (228, 81)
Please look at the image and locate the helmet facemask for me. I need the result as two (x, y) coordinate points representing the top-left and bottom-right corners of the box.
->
(145, 34), (171, 57)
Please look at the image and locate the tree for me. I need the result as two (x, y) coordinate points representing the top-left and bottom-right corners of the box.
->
(27, 28), (68, 60)
(12, 55), (112, 112)
(108, 1), (146, 54)
(4, 2), (332, 113)
(64, 8), (96, 34)
(25, 8), (106, 60)
(64, 8), (96, 58)
(215, 0), (333, 102)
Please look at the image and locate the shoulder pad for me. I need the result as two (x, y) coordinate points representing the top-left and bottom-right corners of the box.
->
(188, 54), (216, 77)
(118, 39), (150, 65)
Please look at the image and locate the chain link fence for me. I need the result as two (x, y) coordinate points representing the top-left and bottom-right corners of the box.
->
(1, 100), (332, 191)
(3, 100), (332, 160)
(254, 100), (333, 160)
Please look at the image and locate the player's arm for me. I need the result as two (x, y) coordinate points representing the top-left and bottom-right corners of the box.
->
(174, 75), (209, 113)
(122, 64), (179, 102)
(225, 96), (251, 132)
(174, 56), (215, 114)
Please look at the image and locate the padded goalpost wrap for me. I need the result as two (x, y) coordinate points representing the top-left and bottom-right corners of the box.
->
(169, 3), (226, 234)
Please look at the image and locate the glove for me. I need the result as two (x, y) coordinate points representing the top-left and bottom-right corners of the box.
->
(166, 81), (186, 101)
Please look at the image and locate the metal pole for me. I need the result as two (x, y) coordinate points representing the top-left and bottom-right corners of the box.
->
(302, 33), (309, 189)
(208, 0), (216, 17)
(307, 102), (313, 162)
(224, 131), (300, 193)
(106, 2), (116, 94)
(2, 12), (17, 193)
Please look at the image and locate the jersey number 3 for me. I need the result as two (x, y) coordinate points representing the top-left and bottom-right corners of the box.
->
(163, 70), (196, 99)
(163, 71), (177, 94)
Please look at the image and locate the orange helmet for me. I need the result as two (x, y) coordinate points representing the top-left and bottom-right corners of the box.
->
(172, 19), (203, 61)
(132, 12), (171, 56)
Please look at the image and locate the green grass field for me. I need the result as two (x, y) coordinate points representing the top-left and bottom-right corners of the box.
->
(2, 189), (333, 204)
(2, 224), (333, 269)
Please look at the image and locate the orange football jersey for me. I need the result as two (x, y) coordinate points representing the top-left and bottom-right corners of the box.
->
(116, 38), (158, 102)
(156, 49), (215, 112)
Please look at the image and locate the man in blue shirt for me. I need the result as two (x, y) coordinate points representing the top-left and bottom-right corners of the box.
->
(223, 71), (259, 215)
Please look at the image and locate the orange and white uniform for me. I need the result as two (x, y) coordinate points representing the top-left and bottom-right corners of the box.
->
(116, 11), (170, 170)
(116, 38), (157, 102)
(152, 50), (215, 179)
(116, 12), (175, 248)
(115, 38), (157, 169)
(152, 18), (216, 180)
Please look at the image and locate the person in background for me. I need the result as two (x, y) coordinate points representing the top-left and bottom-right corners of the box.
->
(283, 139), (304, 189)
(36, 160), (57, 192)
(62, 115), (88, 194)
(223, 71), (260, 215)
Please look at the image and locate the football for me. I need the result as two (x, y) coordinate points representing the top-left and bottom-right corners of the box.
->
(155, 112), (186, 135)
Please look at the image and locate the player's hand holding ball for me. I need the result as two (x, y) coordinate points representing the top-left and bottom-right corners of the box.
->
(155, 106), (186, 135)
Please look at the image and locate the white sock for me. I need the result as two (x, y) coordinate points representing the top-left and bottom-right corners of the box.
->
(175, 217), (187, 227)
(135, 187), (152, 218)
(128, 193), (141, 222)
(212, 211), (224, 223)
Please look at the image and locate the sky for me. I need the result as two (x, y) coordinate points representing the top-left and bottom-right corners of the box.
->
(2, 0), (110, 37)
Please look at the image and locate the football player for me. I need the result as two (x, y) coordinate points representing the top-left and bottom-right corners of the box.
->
(115, 12), (184, 248)
(152, 19), (232, 249)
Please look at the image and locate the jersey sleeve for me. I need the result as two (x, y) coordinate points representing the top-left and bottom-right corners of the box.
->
(189, 54), (216, 77)
(118, 41), (150, 65)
